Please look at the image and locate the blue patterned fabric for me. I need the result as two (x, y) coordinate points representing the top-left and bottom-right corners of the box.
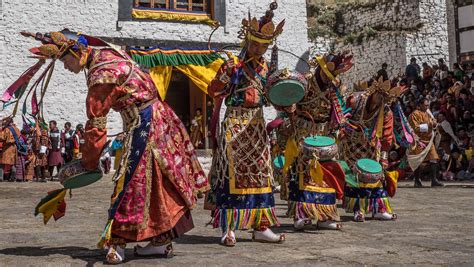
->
(107, 106), (152, 220)
(214, 177), (275, 210)
(344, 186), (388, 200)
(287, 170), (336, 205)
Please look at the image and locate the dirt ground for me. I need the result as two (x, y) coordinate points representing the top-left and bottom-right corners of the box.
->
(0, 177), (473, 266)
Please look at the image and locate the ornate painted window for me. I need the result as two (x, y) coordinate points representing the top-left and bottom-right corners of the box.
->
(132, 0), (217, 26)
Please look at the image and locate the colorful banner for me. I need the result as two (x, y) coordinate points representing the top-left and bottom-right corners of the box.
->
(130, 46), (224, 100)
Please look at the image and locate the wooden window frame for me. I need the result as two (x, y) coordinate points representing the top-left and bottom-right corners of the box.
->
(134, 0), (213, 15)
(454, 1), (474, 63)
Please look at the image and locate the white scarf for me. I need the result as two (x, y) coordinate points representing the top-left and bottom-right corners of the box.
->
(406, 109), (436, 171)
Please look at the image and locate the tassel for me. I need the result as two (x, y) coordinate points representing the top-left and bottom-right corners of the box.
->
(282, 137), (299, 175)
(1, 60), (44, 103)
(291, 202), (339, 221)
(34, 188), (67, 225)
(97, 219), (114, 249)
(214, 208), (279, 231)
(309, 158), (324, 185)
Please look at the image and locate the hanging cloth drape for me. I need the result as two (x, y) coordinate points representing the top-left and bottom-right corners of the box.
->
(149, 66), (173, 100)
(174, 59), (224, 94)
(130, 47), (224, 100)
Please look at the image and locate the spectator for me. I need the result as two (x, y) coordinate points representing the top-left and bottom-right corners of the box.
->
(14, 129), (29, 182)
(448, 76), (464, 98)
(453, 63), (464, 81)
(450, 148), (470, 180)
(24, 127), (37, 182)
(457, 128), (470, 149)
(438, 58), (448, 72)
(461, 110), (474, 131)
(433, 78), (442, 95)
(0, 118), (18, 182)
(35, 128), (50, 182)
(61, 122), (75, 163)
(408, 98), (444, 187)
(377, 63), (389, 81)
(422, 62), (434, 81)
(73, 124), (85, 159)
(436, 112), (459, 154)
(48, 120), (64, 179)
(406, 57), (421, 82)
(463, 75), (472, 92)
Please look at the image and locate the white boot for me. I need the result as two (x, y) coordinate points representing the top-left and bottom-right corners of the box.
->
(106, 245), (125, 264)
(252, 228), (285, 243)
(293, 219), (305, 230)
(220, 230), (236, 247)
(134, 242), (173, 258)
(317, 220), (342, 230)
(374, 212), (397, 220)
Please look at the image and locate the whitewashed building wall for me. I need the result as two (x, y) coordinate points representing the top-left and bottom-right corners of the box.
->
(0, 0), (309, 132)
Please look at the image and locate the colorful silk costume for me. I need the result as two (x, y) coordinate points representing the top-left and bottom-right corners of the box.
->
(6, 30), (209, 250)
(341, 78), (404, 217)
(207, 58), (279, 231)
(206, 2), (285, 233)
(276, 54), (353, 223)
(84, 48), (209, 247)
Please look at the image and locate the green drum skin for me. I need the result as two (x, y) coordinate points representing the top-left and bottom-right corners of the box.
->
(268, 80), (305, 107)
(356, 158), (382, 174)
(355, 158), (384, 183)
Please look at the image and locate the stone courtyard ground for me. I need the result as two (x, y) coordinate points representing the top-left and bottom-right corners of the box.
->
(0, 176), (473, 266)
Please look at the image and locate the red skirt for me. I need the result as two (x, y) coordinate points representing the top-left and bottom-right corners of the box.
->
(48, 151), (64, 166)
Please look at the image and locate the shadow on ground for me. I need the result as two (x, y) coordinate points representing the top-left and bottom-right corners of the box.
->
(0, 246), (105, 267)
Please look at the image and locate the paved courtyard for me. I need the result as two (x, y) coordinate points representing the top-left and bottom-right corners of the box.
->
(0, 177), (473, 266)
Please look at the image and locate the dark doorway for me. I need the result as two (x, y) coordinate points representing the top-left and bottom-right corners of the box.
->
(165, 71), (191, 130)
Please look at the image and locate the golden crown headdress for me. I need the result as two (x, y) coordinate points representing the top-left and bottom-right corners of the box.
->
(238, 1), (285, 44)
(364, 76), (407, 103)
(21, 29), (108, 61)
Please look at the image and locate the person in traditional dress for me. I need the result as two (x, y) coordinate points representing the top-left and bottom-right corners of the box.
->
(189, 108), (204, 148)
(341, 78), (405, 222)
(407, 98), (444, 187)
(0, 118), (18, 182)
(14, 128), (28, 182)
(35, 128), (50, 182)
(48, 120), (64, 178)
(24, 127), (38, 181)
(61, 121), (75, 163)
(206, 2), (285, 246)
(72, 124), (84, 159)
(268, 53), (353, 231)
(16, 29), (208, 263)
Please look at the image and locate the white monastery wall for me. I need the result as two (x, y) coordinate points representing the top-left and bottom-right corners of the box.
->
(1, 0), (309, 132)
